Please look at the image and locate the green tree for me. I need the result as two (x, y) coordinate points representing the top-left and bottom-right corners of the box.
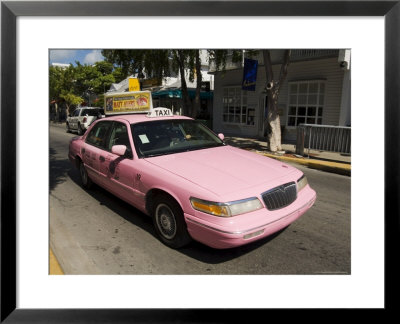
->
(50, 60), (125, 119)
(102, 49), (170, 80)
(72, 61), (123, 107)
(262, 50), (291, 152)
(101, 50), (137, 77)
(49, 64), (83, 117)
(74, 62), (100, 105)
(171, 50), (192, 116)
(60, 92), (84, 115)
(94, 61), (113, 75)
(94, 62), (124, 107)
(102, 49), (205, 118)
(49, 66), (64, 101)
(171, 50), (203, 118)
(49, 65), (65, 120)
(193, 50), (202, 119)
(111, 66), (125, 84)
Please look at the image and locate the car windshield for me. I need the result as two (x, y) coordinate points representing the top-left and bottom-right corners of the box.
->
(131, 119), (224, 158)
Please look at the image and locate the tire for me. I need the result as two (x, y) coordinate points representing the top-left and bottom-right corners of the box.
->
(66, 122), (71, 133)
(152, 194), (192, 249)
(79, 160), (92, 189)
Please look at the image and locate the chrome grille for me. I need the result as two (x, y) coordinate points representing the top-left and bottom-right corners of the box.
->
(262, 182), (297, 211)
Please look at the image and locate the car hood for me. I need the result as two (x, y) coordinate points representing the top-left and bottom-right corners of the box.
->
(145, 145), (297, 197)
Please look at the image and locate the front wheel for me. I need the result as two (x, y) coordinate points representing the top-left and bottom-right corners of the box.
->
(66, 122), (71, 133)
(79, 160), (92, 189)
(152, 195), (192, 249)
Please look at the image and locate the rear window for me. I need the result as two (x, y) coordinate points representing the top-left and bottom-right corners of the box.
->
(82, 108), (104, 116)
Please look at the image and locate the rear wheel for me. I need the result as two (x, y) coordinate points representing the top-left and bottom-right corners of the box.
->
(152, 194), (192, 249)
(79, 160), (92, 189)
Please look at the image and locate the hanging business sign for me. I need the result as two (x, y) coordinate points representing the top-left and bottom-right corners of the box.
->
(242, 58), (258, 91)
(128, 78), (141, 92)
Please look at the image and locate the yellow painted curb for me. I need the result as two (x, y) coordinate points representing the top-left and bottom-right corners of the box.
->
(50, 248), (64, 275)
(261, 153), (351, 176)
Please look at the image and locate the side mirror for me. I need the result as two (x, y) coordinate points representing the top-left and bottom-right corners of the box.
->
(218, 133), (225, 141)
(111, 145), (127, 156)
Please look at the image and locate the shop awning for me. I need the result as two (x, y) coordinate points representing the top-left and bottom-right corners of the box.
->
(151, 88), (213, 100)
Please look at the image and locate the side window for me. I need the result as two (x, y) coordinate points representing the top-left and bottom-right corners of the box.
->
(86, 121), (112, 149)
(108, 122), (132, 153)
(73, 109), (80, 117)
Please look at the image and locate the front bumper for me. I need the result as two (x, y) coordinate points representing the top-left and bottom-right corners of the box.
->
(184, 185), (316, 249)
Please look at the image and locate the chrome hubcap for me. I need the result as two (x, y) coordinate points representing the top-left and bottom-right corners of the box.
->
(155, 204), (177, 239)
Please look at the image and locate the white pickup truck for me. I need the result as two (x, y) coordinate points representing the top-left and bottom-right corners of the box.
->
(66, 107), (105, 135)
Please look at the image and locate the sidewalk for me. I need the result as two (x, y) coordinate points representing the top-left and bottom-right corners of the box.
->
(224, 136), (351, 176)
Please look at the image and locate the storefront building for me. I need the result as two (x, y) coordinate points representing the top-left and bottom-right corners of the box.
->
(210, 50), (351, 143)
(151, 86), (213, 119)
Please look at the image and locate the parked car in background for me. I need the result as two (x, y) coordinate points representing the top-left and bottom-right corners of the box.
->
(68, 107), (317, 249)
(66, 107), (105, 135)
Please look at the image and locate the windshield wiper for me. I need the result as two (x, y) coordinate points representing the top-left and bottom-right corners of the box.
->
(143, 153), (167, 158)
(143, 143), (223, 158)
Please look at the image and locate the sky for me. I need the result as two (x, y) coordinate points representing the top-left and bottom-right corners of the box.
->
(49, 49), (105, 66)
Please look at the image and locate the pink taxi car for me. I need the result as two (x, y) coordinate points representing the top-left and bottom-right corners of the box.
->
(68, 109), (316, 249)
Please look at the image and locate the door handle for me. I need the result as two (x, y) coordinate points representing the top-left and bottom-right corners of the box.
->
(99, 156), (105, 162)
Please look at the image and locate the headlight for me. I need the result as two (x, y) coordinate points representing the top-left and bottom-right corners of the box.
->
(190, 197), (263, 217)
(297, 174), (308, 192)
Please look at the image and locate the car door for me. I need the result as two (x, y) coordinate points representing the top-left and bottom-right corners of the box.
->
(99, 121), (144, 206)
(82, 120), (113, 185)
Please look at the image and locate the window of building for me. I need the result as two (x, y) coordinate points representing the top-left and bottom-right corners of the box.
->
(287, 81), (325, 127)
(222, 87), (253, 125)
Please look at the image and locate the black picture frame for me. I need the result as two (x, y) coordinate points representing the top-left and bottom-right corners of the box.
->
(1, 0), (399, 322)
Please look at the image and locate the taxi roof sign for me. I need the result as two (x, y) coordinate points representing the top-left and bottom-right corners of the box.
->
(147, 107), (173, 118)
(104, 91), (153, 115)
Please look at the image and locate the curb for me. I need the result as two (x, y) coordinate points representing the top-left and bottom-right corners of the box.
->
(49, 248), (64, 275)
(50, 121), (66, 128)
(260, 152), (351, 176)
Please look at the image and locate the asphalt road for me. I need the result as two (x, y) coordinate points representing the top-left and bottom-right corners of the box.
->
(49, 124), (351, 275)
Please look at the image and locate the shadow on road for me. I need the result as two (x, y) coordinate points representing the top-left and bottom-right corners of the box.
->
(177, 228), (287, 264)
(50, 147), (73, 192)
(224, 137), (269, 151)
(67, 166), (287, 265)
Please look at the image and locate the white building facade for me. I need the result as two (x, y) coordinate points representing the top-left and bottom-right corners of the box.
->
(210, 50), (351, 143)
